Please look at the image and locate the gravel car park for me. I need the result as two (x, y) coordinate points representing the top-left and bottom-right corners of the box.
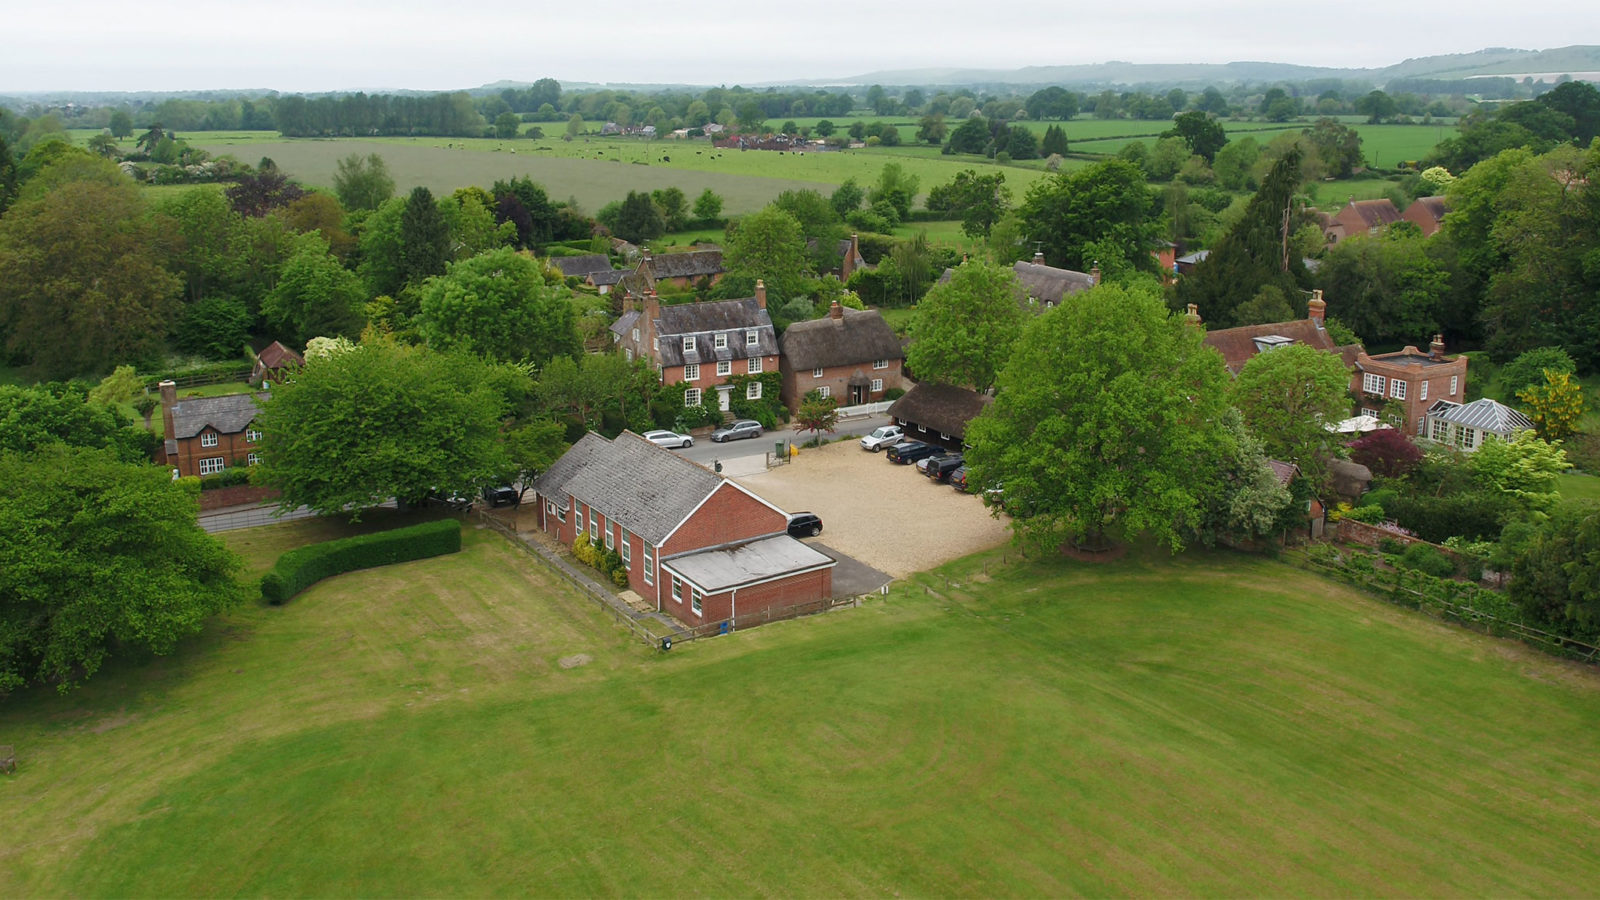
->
(736, 441), (1010, 578)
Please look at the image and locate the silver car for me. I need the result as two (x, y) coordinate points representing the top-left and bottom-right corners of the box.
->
(710, 420), (763, 442)
(859, 425), (904, 452)
(643, 429), (694, 449)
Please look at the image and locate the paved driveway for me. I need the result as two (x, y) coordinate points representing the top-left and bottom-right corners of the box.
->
(737, 441), (1012, 579)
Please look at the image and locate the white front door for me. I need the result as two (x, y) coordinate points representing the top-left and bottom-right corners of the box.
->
(717, 386), (732, 412)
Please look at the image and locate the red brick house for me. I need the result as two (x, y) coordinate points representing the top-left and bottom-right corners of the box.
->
(610, 284), (779, 414)
(778, 300), (904, 410)
(533, 431), (835, 627)
(1324, 198), (1402, 244)
(1354, 337), (1469, 437)
(1198, 292), (1364, 375)
(159, 380), (266, 477)
(1401, 196), (1449, 237)
(249, 340), (303, 386)
(617, 249), (725, 296)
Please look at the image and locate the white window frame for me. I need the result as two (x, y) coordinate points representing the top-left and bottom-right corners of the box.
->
(620, 529), (631, 565)
(247, 452), (261, 466)
(1419, 380), (1428, 401)
(198, 457), (225, 475)
(747, 357), (763, 374)
(575, 507), (584, 532)
(245, 427), (262, 443)
(716, 360), (732, 376)
(873, 358), (889, 370)
(817, 386), (831, 399)
(746, 330), (759, 347)
(604, 522), (615, 551)
(714, 332), (728, 350)
(643, 544), (654, 586)
(1461, 427), (1477, 450)
(1431, 417), (1449, 442)
(672, 577), (683, 604)
(557, 503), (567, 523)
(1362, 373), (1386, 395)
(684, 363), (700, 381)
(746, 382), (762, 400)
(1450, 375), (1458, 396)
(871, 378), (883, 393)
(653, 336), (659, 351)
(813, 367), (824, 378)
(624, 348), (634, 362)
(631, 327), (639, 341)
(691, 588), (703, 617)
(683, 336), (696, 352)
(1390, 379), (1407, 400)
(200, 432), (219, 448)
(589, 513), (599, 542)
(684, 387), (701, 407)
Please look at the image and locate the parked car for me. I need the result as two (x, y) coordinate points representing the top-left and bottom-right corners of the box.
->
(786, 512), (823, 538)
(642, 429), (694, 449)
(949, 465), (969, 491)
(481, 484), (519, 507)
(914, 451), (950, 475)
(924, 455), (965, 482)
(426, 490), (473, 511)
(887, 441), (943, 465)
(710, 419), (763, 442)
(859, 425), (904, 452)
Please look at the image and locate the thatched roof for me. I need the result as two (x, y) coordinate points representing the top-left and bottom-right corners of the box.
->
(886, 382), (991, 439)
(646, 249), (723, 280)
(779, 307), (902, 370)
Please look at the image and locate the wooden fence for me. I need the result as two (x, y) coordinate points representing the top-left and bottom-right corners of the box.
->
(1284, 550), (1600, 665)
(654, 594), (860, 648)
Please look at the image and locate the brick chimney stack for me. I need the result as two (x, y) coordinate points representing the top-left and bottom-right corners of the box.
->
(755, 279), (766, 309)
(1032, 249), (1045, 265)
(159, 380), (177, 447)
(1430, 333), (1446, 360)
(642, 290), (660, 365)
(1184, 303), (1202, 328)
(1308, 289), (1326, 329)
(1090, 262), (1101, 285)
(828, 299), (843, 320)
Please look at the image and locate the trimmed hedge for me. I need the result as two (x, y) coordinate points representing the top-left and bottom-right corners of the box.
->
(260, 519), (462, 605)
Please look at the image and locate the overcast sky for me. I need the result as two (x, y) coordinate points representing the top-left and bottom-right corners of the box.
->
(3, 0), (1595, 93)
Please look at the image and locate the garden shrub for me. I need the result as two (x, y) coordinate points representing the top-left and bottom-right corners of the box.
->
(260, 519), (462, 604)
(1342, 504), (1387, 524)
(1361, 488), (1398, 513)
(1377, 537), (1405, 555)
(1399, 543), (1455, 578)
(1386, 492), (1511, 543)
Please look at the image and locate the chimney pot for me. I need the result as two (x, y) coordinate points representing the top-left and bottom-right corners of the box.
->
(1184, 303), (1202, 327)
(828, 299), (843, 320)
(1430, 333), (1446, 360)
(1032, 250), (1045, 265)
(1090, 262), (1101, 286)
(755, 279), (766, 309)
(1307, 289), (1326, 328)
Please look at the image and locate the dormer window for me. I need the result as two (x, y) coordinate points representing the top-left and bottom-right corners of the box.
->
(1252, 335), (1294, 353)
(746, 330), (759, 346)
(714, 333), (728, 350)
(683, 336), (695, 353)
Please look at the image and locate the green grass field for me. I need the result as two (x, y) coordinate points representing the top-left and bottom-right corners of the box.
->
(1559, 473), (1600, 502)
(4, 522), (1600, 895)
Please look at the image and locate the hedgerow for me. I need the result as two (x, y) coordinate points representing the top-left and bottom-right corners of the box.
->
(260, 519), (462, 604)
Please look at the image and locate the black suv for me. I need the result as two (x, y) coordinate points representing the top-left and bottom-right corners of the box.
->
(481, 484), (519, 507)
(887, 441), (944, 465)
(923, 454), (965, 482)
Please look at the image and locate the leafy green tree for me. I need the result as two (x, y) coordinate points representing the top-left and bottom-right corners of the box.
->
(416, 247), (580, 365)
(440, 188), (516, 260)
(262, 235), (367, 345)
(651, 186), (690, 231)
(356, 195), (407, 299)
(1163, 111), (1228, 162)
(280, 192), (356, 260)
(504, 418), (568, 502)
(1470, 429), (1570, 513)
(926, 169), (1011, 239)
(494, 112), (520, 139)
(869, 163), (920, 221)
(724, 206), (811, 302)
(1212, 137), (1261, 191)
(565, 114), (584, 140)
(0, 171), (180, 378)
(399, 186), (450, 286)
(0, 134), (16, 216)
(0, 446), (242, 694)
(87, 132), (118, 158)
(917, 114), (948, 145)
(332, 153), (395, 212)
(944, 116), (991, 155)
(692, 188), (723, 223)
(1177, 147), (1307, 328)
(1006, 124), (1039, 160)
(1355, 90), (1398, 123)
(0, 382), (151, 462)
(612, 190), (665, 243)
(1511, 503), (1600, 637)
(254, 340), (512, 516)
(1041, 124), (1069, 156)
(1229, 343), (1352, 479)
(813, 119), (836, 137)
(1196, 87), (1230, 115)
(965, 282), (1232, 551)
(1316, 228), (1449, 344)
(735, 99), (766, 134)
(1303, 118), (1364, 178)
(108, 110), (134, 140)
(1259, 87), (1300, 122)
(793, 390), (840, 446)
(1518, 370), (1587, 441)
(830, 179), (864, 217)
(1500, 347), (1577, 400)
(907, 261), (1025, 393)
(1017, 157), (1157, 272)
(177, 295), (253, 359)
(1025, 87), (1079, 120)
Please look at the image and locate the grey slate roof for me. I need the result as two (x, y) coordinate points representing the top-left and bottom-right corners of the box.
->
(647, 249), (723, 280)
(654, 297), (777, 367)
(587, 268), (628, 286)
(779, 307), (903, 370)
(552, 254), (614, 278)
(168, 391), (266, 440)
(610, 309), (641, 339)
(661, 534), (835, 593)
(534, 431), (729, 545)
(886, 382), (992, 439)
(1426, 399), (1535, 434)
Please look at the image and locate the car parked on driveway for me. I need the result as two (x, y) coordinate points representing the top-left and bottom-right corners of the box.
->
(481, 484), (519, 507)
(887, 441), (944, 465)
(924, 454), (965, 482)
(949, 465), (969, 491)
(859, 425), (904, 452)
(710, 419), (763, 442)
(786, 511), (823, 538)
(643, 429), (694, 449)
